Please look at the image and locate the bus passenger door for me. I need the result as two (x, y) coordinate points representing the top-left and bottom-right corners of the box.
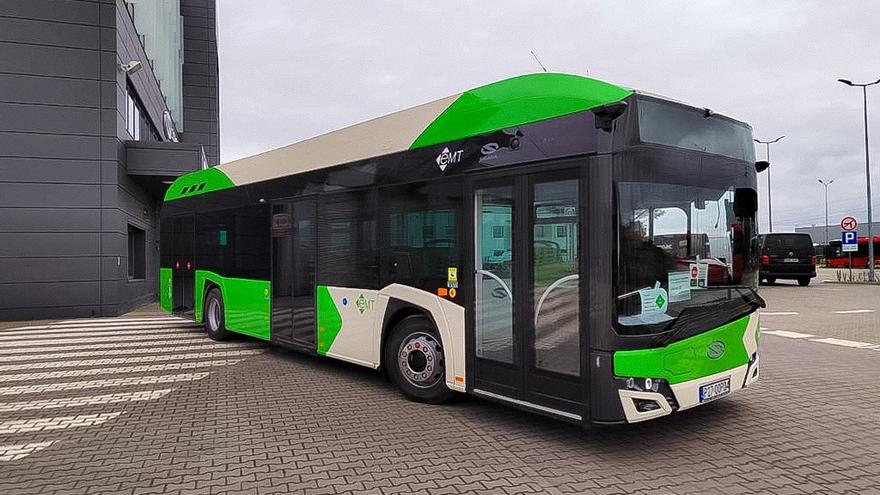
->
(471, 171), (587, 421)
(271, 198), (317, 348)
(172, 214), (195, 315)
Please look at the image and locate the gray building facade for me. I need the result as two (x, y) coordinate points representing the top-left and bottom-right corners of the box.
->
(0, 0), (220, 320)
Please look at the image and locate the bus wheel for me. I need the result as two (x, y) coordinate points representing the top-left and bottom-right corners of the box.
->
(797, 277), (811, 287)
(204, 288), (230, 341)
(384, 315), (454, 404)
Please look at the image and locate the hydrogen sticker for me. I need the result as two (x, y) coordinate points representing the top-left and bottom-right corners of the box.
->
(689, 263), (709, 288)
(668, 271), (691, 302)
(639, 282), (668, 316)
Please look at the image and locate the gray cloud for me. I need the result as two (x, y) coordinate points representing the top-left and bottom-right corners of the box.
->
(218, 0), (879, 232)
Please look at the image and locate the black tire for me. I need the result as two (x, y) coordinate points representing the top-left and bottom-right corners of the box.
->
(204, 288), (230, 341)
(797, 277), (811, 287)
(384, 315), (455, 404)
(765, 277), (776, 285)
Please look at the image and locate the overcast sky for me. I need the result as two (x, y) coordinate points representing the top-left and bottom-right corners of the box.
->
(217, 0), (879, 233)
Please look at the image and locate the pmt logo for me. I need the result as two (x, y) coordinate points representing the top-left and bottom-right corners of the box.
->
(435, 147), (463, 171)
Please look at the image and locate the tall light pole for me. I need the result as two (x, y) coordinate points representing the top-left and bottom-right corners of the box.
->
(818, 178), (834, 246)
(838, 76), (880, 282)
(754, 135), (785, 232)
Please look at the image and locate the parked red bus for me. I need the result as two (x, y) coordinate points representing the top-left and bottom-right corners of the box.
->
(825, 236), (880, 268)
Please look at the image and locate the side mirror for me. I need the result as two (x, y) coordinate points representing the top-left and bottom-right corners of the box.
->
(755, 161), (769, 173)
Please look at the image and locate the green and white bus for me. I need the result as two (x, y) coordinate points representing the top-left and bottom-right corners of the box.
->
(160, 73), (764, 425)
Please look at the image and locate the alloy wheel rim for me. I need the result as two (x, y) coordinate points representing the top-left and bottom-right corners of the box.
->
(398, 332), (444, 389)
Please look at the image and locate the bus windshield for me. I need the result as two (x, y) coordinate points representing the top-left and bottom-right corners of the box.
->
(638, 97), (756, 163)
(616, 182), (760, 335)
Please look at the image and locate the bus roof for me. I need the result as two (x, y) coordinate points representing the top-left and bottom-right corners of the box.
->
(165, 73), (632, 201)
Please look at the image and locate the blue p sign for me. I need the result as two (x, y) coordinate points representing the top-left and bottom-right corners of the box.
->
(842, 231), (858, 252)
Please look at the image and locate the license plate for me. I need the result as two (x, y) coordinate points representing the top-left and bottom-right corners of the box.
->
(784, 258), (799, 263)
(699, 378), (730, 403)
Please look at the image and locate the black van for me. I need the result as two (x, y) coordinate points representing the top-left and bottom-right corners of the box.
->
(758, 233), (817, 286)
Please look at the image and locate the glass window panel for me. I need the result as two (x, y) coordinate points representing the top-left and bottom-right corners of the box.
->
(533, 179), (580, 376)
(475, 186), (514, 364)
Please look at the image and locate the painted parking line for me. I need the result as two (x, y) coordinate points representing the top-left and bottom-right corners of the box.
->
(0, 327), (203, 341)
(0, 412), (123, 435)
(0, 342), (260, 361)
(0, 372), (210, 396)
(0, 390), (172, 413)
(0, 349), (264, 372)
(0, 332), (209, 349)
(0, 359), (240, 383)
(760, 311), (800, 316)
(4, 318), (194, 331)
(764, 331), (880, 351)
(0, 323), (202, 337)
(809, 338), (880, 350)
(833, 309), (876, 314)
(761, 330), (814, 339)
(0, 441), (55, 462)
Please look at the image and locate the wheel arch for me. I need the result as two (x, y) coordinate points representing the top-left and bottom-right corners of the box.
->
(377, 284), (466, 392)
(379, 299), (435, 372)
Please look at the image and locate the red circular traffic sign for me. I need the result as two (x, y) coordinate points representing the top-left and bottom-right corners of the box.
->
(841, 216), (858, 231)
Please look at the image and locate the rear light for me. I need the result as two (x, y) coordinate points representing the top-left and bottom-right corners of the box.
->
(811, 256), (817, 266)
(761, 255), (770, 265)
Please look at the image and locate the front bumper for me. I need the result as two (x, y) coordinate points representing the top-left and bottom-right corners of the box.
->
(617, 354), (760, 423)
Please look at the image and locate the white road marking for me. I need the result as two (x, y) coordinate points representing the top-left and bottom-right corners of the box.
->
(0, 441), (55, 462)
(0, 349), (264, 372)
(760, 311), (800, 316)
(833, 309), (876, 314)
(0, 390), (172, 413)
(0, 360), (240, 383)
(4, 318), (194, 331)
(0, 327), (202, 341)
(0, 412), (122, 434)
(809, 338), (879, 349)
(0, 372), (210, 396)
(762, 330), (815, 339)
(0, 342), (259, 361)
(0, 332), (208, 349)
(0, 322), (201, 336)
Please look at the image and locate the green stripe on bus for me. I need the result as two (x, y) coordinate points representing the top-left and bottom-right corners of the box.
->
(164, 167), (235, 202)
(159, 267), (172, 313)
(194, 270), (271, 341)
(316, 285), (343, 355)
(409, 73), (633, 150)
(613, 315), (752, 385)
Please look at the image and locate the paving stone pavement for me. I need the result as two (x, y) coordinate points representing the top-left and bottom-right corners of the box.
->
(0, 313), (878, 494)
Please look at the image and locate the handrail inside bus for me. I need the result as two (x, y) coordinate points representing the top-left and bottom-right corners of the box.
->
(476, 269), (513, 301)
(534, 274), (579, 327)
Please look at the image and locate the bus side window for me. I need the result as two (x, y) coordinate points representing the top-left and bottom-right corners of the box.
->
(381, 182), (461, 292)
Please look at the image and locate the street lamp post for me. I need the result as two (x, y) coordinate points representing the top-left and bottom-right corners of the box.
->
(818, 178), (834, 246)
(754, 135), (785, 233)
(838, 76), (880, 282)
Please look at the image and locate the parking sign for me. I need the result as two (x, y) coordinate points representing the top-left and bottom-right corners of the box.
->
(842, 231), (858, 252)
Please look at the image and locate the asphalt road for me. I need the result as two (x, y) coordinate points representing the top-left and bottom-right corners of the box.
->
(0, 287), (878, 494)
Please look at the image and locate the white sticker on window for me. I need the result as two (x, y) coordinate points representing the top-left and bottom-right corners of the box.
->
(639, 282), (669, 316)
(689, 263), (709, 288)
(668, 271), (691, 302)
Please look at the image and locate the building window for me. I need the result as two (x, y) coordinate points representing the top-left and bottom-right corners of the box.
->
(128, 224), (146, 280)
(126, 84), (160, 141)
(126, 92), (140, 140)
